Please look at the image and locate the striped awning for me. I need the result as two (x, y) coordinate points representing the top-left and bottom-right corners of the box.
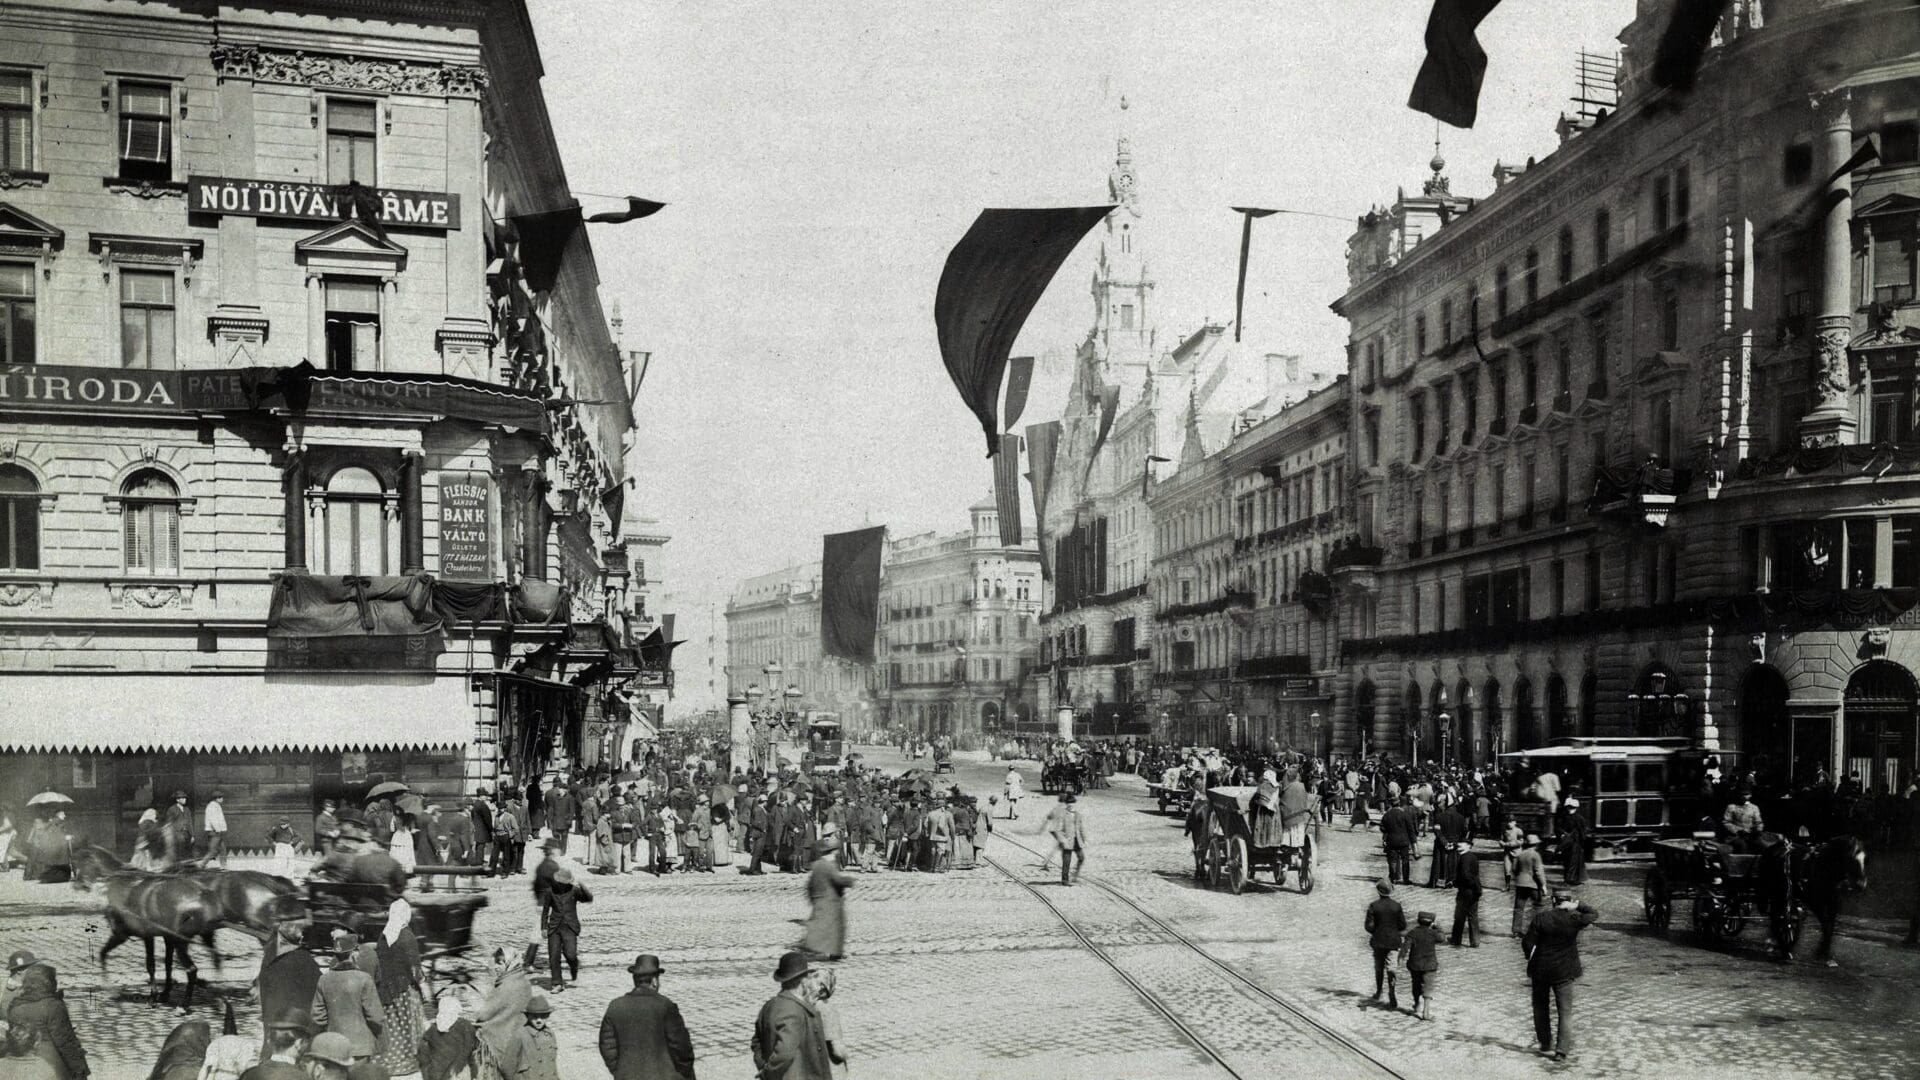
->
(0, 673), (475, 753)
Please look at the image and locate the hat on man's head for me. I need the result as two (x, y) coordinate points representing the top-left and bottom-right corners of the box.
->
(171, 790), (187, 800)
(1564, 797), (1580, 809)
(5, 950), (36, 972)
(1524, 833), (1541, 846)
(1375, 879), (1393, 896)
(1061, 793), (1077, 804)
(772, 950), (812, 984)
(306, 1032), (355, 1067)
(627, 954), (663, 977)
(1417, 911), (1436, 923)
(1454, 839), (1473, 852)
(524, 994), (553, 1017)
(1551, 890), (1576, 905)
(331, 930), (361, 954)
(555, 868), (574, 885)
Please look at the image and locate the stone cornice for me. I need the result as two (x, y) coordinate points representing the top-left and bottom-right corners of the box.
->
(211, 42), (487, 98)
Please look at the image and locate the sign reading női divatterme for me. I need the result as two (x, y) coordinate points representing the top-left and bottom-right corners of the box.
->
(189, 175), (460, 230)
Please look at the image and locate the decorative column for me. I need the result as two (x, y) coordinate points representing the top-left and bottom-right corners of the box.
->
(283, 446), (307, 570)
(400, 450), (424, 573)
(1801, 89), (1858, 447)
(728, 697), (752, 775)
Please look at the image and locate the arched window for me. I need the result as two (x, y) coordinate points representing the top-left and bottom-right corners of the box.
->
(1513, 676), (1536, 751)
(1844, 661), (1918, 794)
(0, 464), (40, 571)
(320, 466), (393, 575)
(122, 470), (180, 573)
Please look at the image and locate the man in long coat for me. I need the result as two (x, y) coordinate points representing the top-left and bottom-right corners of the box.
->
(1523, 891), (1599, 1062)
(255, 923), (322, 1059)
(752, 952), (832, 1080)
(800, 840), (854, 959)
(599, 954), (694, 1080)
(1427, 801), (1467, 888)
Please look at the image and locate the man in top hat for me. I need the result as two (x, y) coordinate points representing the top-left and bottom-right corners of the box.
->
(1511, 833), (1549, 943)
(599, 954), (694, 1080)
(1523, 890), (1599, 1062)
(1365, 880), (1407, 1008)
(752, 952), (832, 1080)
(1044, 792), (1088, 887)
(310, 930), (383, 1063)
(1449, 839), (1483, 948)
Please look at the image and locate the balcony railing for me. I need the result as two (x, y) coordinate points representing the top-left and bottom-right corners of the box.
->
(1329, 538), (1385, 570)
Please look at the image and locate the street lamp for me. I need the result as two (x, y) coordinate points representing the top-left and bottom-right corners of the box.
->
(1226, 711), (1238, 749)
(1309, 709), (1323, 760)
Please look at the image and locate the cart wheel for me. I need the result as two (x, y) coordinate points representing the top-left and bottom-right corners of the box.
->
(1711, 910), (1747, 942)
(1226, 836), (1248, 895)
(1205, 839), (1224, 889)
(1299, 859), (1315, 895)
(1783, 903), (1804, 949)
(1643, 871), (1671, 934)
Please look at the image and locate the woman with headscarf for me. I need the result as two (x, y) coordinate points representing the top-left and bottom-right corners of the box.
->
(146, 1019), (210, 1080)
(416, 988), (479, 1080)
(368, 898), (426, 1077)
(468, 945), (532, 1080)
(1250, 769), (1285, 849)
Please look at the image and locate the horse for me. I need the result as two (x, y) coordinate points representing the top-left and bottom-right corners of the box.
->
(1766, 826), (1873, 960)
(71, 846), (219, 1010)
(176, 865), (307, 943)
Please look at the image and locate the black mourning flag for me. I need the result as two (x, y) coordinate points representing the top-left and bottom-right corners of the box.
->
(821, 526), (886, 662)
(935, 207), (1114, 455)
(1026, 421), (1061, 581)
(1652, 0), (1731, 95)
(1003, 356), (1036, 431)
(1407, 0), (1505, 129)
(994, 434), (1024, 546)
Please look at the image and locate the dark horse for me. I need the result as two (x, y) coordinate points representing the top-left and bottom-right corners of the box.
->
(1760, 834), (1869, 965)
(72, 846), (220, 1010)
(177, 865), (306, 942)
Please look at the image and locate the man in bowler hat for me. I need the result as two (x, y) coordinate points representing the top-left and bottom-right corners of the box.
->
(752, 951), (833, 1080)
(1450, 839), (1483, 947)
(598, 953), (695, 1080)
(1365, 879), (1407, 1007)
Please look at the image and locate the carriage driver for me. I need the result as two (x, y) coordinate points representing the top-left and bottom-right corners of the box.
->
(311, 810), (409, 901)
(1722, 788), (1765, 855)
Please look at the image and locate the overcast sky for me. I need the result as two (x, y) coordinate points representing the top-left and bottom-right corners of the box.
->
(527, 0), (1638, 712)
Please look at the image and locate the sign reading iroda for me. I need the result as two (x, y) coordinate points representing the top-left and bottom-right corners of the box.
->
(438, 471), (492, 579)
(189, 175), (460, 230)
(0, 365), (259, 413)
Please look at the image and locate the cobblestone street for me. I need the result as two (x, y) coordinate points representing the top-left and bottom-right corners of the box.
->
(5, 752), (1918, 1079)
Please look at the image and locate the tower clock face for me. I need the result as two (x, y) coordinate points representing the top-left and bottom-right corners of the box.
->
(1115, 171), (1135, 193)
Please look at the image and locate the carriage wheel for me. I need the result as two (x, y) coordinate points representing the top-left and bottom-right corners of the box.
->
(1298, 859), (1315, 894)
(1643, 871), (1671, 934)
(1709, 907), (1747, 942)
(1783, 902), (1805, 949)
(1225, 836), (1248, 895)
(1205, 839), (1224, 889)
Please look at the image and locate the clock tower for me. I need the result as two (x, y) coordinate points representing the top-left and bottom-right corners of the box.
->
(1088, 96), (1155, 405)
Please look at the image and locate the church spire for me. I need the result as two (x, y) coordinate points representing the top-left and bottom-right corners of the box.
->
(1108, 95), (1139, 214)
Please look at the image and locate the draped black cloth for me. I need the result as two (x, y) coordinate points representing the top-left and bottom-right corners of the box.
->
(820, 527), (886, 662)
(1002, 356), (1035, 431)
(994, 434), (1024, 547)
(935, 207), (1113, 454)
(266, 573), (444, 671)
(1026, 421), (1061, 581)
(1407, 0), (1504, 129)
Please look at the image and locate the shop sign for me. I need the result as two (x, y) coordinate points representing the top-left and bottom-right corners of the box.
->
(1276, 677), (1321, 697)
(189, 175), (460, 230)
(438, 471), (492, 580)
(0, 365), (260, 414)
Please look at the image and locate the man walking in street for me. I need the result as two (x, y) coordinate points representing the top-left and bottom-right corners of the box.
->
(1511, 833), (1548, 944)
(598, 954), (695, 1080)
(1427, 800), (1466, 888)
(203, 791), (229, 867)
(1365, 879), (1406, 1008)
(1523, 890), (1600, 1062)
(1045, 792), (1088, 886)
(1559, 798), (1590, 886)
(544, 780), (577, 858)
(752, 951), (832, 1080)
(1449, 840), (1482, 948)
(1380, 797), (1417, 885)
(540, 867), (593, 993)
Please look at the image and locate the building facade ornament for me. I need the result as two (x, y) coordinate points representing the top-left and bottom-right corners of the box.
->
(107, 582), (196, 611)
(210, 43), (488, 99)
(0, 581), (53, 609)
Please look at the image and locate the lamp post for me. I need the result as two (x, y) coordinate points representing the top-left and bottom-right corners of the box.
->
(1225, 711), (1238, 749)
(1309, 709), (1323, 761)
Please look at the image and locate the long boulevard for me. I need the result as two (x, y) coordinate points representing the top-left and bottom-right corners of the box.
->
(4, 750), (1916, 1080)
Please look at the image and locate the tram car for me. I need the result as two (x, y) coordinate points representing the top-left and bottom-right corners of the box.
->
(1497, 737), (1731, 855)
(802, 715), (845, 775)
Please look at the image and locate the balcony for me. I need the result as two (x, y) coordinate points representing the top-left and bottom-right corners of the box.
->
(1590, 462), (1692, 528)
(1329, 538), (1384, 570)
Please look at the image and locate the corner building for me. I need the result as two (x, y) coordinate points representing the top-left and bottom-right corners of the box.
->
(1333, 0), (1920, 793)
(0, 0), (638, 849)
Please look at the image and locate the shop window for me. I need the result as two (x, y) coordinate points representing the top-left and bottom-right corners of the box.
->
(119, 269), (176, 369)
(320, 466), (393, 575)
(116, 81), (173, 184)
(324, 278), (381, 372)
(121, 470), (180, 574)
(326, 98), (378, 186)
(0, 464), (39, 571)
(0, 262), (32, 365)
(0, 71), (32, 171)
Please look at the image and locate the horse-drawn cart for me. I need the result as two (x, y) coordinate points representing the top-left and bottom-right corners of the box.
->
(302, 869), (490, 979)
(1040, 759), (1085, 796)
(1642, 836), (1798, 947)
(1145, 781), (1195, 816)
(1193, 786), (1314, 895)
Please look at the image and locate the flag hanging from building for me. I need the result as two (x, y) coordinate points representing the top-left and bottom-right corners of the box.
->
(1142, 453), (1172, 495)
(994, 434), (1024, 546)
(820, 526), (886, 662)
(1002, 356), (1036, 431)
(1083, 383), (1121, 482)
(513, 196), (666, 293)
(1407, 0), (1505, 129)
(1026, 421), (1061, 581)
(587, 197), (668, 223)
(1651, 0), (1730, 94)
(935, 207), (1115, 455)
(1231, 208), (1278, 343)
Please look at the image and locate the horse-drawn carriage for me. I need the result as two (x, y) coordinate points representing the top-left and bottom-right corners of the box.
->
(1642, 835), (1799, 946)
(1146, 779), (1197, 816)
(1191, 787), (1314, 895)
(1040, 758), (1085, 796)
(302, 869), (490, 980)
(932, 743), (955, 775)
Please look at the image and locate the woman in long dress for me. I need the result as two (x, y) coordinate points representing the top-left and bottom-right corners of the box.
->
(709, 802), (732, 871)
(368, 898), (426, 1077)
(390, 816), (418, 873)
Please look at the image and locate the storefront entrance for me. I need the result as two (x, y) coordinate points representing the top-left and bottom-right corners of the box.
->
(1844, 661), (1918, 794)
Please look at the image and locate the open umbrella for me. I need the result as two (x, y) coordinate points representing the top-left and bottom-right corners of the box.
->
(394, 793), (426, 817)
(709, 783), (738, 807)
(26, 791), (73, 807)
(365, 781), (410, 801)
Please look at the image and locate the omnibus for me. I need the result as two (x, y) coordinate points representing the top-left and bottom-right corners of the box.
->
(803, 715), (845, 775)
(1498, 737), (1734, 853)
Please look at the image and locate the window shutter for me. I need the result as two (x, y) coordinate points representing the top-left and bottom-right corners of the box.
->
(125, 504), (149, 570)
(157, 503), (178, 572)
(0, 112), (28, 172)
(121, 117), (168, 163)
